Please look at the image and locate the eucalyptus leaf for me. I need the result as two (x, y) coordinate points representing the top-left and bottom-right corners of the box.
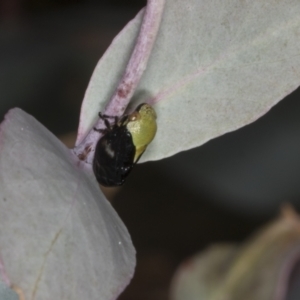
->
(78, 0), (300, 162)
(0, 281), (18, 300)
(170, 207), (300, 300)
(0, 109), (135, 300)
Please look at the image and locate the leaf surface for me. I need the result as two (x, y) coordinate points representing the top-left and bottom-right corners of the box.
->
(0, 109), (135, 300)
(170, 207), (300, 300)
(0, 281), (18, 300)
(78, 0), (300, 162)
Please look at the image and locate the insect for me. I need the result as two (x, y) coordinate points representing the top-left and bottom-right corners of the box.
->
(93, 103), (157, 187)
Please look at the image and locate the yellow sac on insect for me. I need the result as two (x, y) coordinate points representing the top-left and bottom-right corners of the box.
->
(125, 103), (157, 162)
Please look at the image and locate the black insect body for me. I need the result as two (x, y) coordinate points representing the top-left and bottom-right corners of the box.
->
(93, 104), (157, 187)
(93, 117), (135, 187)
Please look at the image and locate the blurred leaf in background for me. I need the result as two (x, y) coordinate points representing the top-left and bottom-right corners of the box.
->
(170, 206), (300, 300)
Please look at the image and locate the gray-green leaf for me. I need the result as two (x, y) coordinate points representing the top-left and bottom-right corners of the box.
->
(170, 207), (300, 300)
(78, 0), (300, 162)
(0, 282), (18, 300)
(0, 109), (135, 300)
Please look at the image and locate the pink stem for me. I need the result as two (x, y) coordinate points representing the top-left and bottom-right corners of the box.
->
(104, 0), (165, 117)
(73, 0), (165, 166)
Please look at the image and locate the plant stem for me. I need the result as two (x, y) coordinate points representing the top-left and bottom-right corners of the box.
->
(104, 0), (166, 117)
(73, 0), (165, 166)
